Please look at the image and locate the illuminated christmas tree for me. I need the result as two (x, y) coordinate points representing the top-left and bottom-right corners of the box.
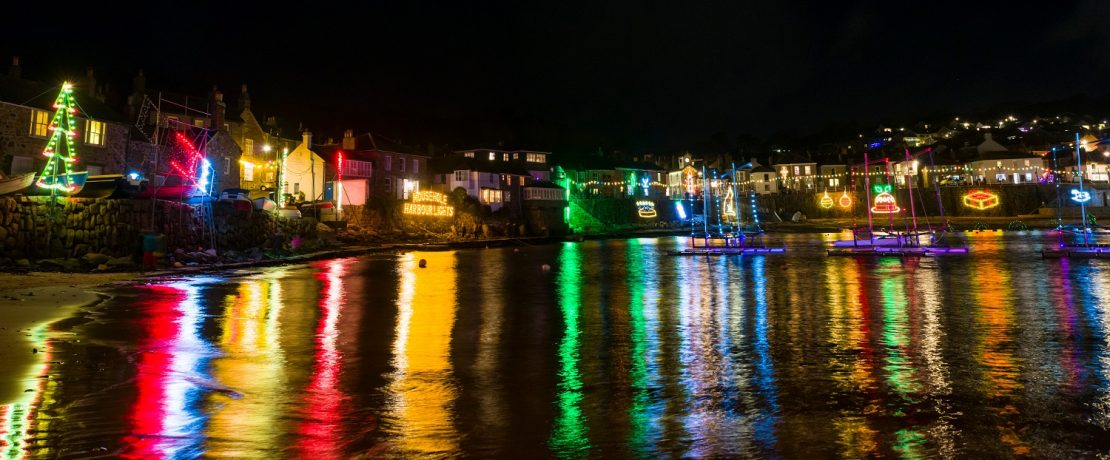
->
(35, 82), (81, 192)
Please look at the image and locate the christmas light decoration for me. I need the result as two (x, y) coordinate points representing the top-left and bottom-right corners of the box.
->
(819, 190), (833, 209)
(403, 191), (454, 217)
(278, 147), (289, 207)
(838, 191), (852, 208)
(336, 150), (344, 213)
(1071, 189), (1091, 203)
(871, 184), (901, 213)
(34, 82), (81, 192)
(675, 201), (687, 219)
(723, 187), (737, 216)
(962, 190), (1000, 210)
(636, 200), (657, 218)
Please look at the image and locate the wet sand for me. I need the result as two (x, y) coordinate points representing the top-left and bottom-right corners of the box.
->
(0, 273), (137, 405)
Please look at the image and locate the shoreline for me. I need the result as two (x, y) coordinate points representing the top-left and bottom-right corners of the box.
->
(0, 286), (109, 406)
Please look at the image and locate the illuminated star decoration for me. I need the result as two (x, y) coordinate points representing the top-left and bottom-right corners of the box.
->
(962, 190), (999, 210)
(819, 190), (833, 209)
(35, 82), (81, 192)
(871, 184), (901, 214)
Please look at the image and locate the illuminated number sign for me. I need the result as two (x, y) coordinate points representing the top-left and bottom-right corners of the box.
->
(838, 191), (852, 208)
(870, 184), (901, 213)
(819, 191), (834, 209)
(962, 190), (999, 210)
(636, 200), (657, 218)
(403, 191), (455, 217)
(1071, 189), (1092, 203)
(723, 188), (737, 216)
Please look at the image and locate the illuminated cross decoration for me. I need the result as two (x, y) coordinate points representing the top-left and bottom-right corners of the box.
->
(35, 82), (81, 192)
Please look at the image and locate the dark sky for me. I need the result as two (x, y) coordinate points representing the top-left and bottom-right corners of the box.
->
(2, 1), (1108, 152)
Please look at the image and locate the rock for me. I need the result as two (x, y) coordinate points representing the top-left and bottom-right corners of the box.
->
(15, 259), (30, 267)
(106, 256), (136, 269)
(72, 244), (91, 258)
(82, 252), (110, 266)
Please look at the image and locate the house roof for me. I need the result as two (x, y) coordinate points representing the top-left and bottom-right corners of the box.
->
(526, 180), (565, 189)
(430, 156), (530, 175)
(0, 75), (126, 123)
(751, 166), (775, 173)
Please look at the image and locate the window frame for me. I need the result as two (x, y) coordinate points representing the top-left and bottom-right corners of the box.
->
(29, 109), (51, 137)
(84, 119), (106, 146)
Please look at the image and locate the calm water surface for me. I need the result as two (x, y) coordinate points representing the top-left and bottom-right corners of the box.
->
(3, 232), (1110, 458)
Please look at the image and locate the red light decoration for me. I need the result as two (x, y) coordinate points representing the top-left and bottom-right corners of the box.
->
(962, 190), (999, 210)
(838, 191), (853, 208)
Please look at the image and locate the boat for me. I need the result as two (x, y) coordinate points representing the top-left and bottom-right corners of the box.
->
(25, 171), (89, 196)
(668, 162), (785, 256)
(219, 188), (254, 212)
(74, 174), (128, 199)
(253, 197), (277, 211)
(828, 149), (969, 257)
(0, 172), (36, 196)
(1042, 133), (1108, 259)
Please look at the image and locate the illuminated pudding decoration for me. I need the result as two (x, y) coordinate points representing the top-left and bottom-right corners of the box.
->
(962, 190), (1000, 210)
(403, 191), (455, 217)
(819, 191), (833, 209)
(838, 191), (852, 208)
(870, 184), (901, 214)
(636, 200), (657, 218)
(1071, 189), (1091, 203)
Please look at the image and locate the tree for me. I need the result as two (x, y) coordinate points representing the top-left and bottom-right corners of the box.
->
(35, 82), (82, 193)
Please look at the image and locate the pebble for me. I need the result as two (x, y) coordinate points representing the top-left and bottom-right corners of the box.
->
(418, 259), (427, 268)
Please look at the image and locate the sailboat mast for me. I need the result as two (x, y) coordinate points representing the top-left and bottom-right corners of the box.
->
(1076, 132), (1091, 246)
(928, 148), (946, 228)
(864, 151), (874, 247)
(905, 148), (919, 246)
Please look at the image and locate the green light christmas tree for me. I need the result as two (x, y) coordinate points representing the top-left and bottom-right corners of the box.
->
(35, 82), (80, 192)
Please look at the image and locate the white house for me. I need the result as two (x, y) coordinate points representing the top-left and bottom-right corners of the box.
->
(751, 166), (779, 195)
(282, 131), (326, 202)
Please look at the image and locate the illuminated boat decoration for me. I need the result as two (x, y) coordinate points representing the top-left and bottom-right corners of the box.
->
(26, 171), (88, 196)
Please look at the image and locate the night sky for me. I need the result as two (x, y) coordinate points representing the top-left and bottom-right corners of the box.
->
(2, 1), (1107, 152)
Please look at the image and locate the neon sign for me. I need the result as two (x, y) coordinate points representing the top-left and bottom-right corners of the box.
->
(819, 191), (833, 209)
(838, 191), (852, 208)
(1071, 189), (1092, 203)
(636, 200), (657, 218)
(403, 191), (455, 217)
(870, 184), (900, 213)
(962, 190), (999, 210)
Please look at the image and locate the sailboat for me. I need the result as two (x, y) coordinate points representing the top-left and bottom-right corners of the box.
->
(0, 172), (36, 196)
(670, 162), (785, 255)
(829, 149), (969, 256)
(1042, 133), (1110, 258)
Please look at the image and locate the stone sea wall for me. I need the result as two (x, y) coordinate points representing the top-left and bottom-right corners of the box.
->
(0, 196), (316, 268)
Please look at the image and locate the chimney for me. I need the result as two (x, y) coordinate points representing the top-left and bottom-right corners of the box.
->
(342, 129), (355, 150)
(210, 86), (226, 131)
(85, 67), (96, 97)
(303, 130), (312, 148)
(8, 56), (20, 79)
(239, 84), (251, 111)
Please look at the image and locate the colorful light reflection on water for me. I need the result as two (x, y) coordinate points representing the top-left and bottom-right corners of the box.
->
(0, 233), (1109, 457)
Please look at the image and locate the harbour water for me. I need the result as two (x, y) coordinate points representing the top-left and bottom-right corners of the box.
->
(2, 231), (1109, 458)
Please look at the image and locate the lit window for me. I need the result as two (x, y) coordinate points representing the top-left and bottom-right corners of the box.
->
(793, 166), (800, 175)
(464, 151), (474, 158)
(29, 110), (50, 137)
(804, 165), (811, 175)
(243, 162), (254, 181)
(1024, 159), (1031, 167)
(85, 120), (105, 146)
(194, 118), (206, 127)
(503, 153), (509, 161)
(1025, 173), (1033, 182)
(519, 176), (525, 185)
(489, 152), (496, 161)
(244, 138), (254, 155)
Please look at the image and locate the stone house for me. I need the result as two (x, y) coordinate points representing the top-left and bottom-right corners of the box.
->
(0, 59), (129, 177)
(226, 85), (299, 195)
(336, 130), (429, 200)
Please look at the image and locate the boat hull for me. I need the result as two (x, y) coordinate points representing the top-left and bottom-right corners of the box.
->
(0, 172), (36, 196)
(25, 172), (89, 196)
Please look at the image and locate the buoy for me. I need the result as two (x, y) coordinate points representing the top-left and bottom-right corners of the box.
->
(418, 259), (427, 268)
(541, 264), (551, 272)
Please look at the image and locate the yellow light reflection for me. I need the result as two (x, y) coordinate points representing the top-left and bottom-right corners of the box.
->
(972, 258), (1027, 455)
(386, 252), (460, 456)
